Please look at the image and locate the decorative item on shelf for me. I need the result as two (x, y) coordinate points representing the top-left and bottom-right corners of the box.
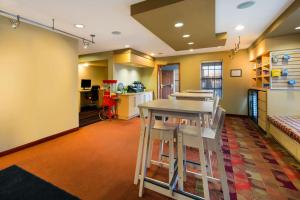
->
(287, 80), (296, 86)
(281, 68), (288, 76)
(271, 69), (281, 77)
(271, 55), (278, 64)
(263, 83), (270, 88)
(282, 54), (291, 64)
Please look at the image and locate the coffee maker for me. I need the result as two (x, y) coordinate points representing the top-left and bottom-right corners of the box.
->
(127, 81), (146, 93)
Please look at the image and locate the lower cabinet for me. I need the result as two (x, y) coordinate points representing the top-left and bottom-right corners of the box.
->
(258, 91), (267, 131)
(118, 91), (153, 120)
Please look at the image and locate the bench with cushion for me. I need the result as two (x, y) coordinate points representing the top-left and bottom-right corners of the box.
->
(267, 115), (300, 162)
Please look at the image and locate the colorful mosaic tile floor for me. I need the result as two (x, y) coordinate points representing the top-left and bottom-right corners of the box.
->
(147, 116), (300, 200)
(223, 116), (300, 200)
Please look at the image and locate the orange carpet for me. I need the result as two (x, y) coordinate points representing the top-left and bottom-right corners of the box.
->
(1, 117), (300, 200)
(0, 118), (167, 200)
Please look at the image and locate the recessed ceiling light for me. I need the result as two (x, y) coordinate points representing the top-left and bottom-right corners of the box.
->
(125, 45), (130, 48)
(295, 26), (300, 30)
(112, 31), (121, 35)
(150, 53), (155, 56)
(174, 22), (184, 28)
(183, 34), (190, 38)
(74, 24), (84, 28)
(188, 42), (194, 45)
(217, 46), (222, 48)
(235, 25), (245, 31)
(237, 1), (255, 9)
(189, 49), (194, 52)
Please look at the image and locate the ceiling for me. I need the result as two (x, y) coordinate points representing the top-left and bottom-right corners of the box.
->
(266, 6), (300, 38)
(0, 0), (296, 57)
(131, 0), (227, 51)
(79, 60), (108, 67)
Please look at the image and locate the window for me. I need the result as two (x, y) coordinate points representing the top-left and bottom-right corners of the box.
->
(201, 61), (222, 97)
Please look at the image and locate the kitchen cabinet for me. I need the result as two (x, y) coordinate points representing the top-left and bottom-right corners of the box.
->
(258, 90), (267, 131)
(118, 91), (153, 120)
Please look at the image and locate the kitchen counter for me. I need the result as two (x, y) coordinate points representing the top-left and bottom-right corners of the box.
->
(118, 91), (153, 96)
(117, 91), (153, 120)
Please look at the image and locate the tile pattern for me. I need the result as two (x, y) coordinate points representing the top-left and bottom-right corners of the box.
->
(222, 116), (300, 200)
(148, 116), (300, 200)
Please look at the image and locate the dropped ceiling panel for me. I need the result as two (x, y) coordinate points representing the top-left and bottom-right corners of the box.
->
(131, 0), (227, 51)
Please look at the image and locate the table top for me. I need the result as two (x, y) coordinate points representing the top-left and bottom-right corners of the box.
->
(170, 92), (213, 98)
(138, 99), (213, 114)
(184, 89), (214, 93)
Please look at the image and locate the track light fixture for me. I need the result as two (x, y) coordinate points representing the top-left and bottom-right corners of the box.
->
(229, 36), (241, 59)
(82, 34), (96, 49)
(10, 15), (20, 29)
(83, 40), (90, 49)
(0, 9), (96, 47)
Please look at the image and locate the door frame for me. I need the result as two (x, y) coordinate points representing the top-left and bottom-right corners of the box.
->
(157, 63), (181, 99)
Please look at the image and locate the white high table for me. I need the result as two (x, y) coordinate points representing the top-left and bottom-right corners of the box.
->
(184, 89), (214, 94)
(170, 92), (213, 101)
(135, 99), (213, 200)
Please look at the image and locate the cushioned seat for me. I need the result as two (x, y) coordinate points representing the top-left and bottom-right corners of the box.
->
(268, 116), (300, 144)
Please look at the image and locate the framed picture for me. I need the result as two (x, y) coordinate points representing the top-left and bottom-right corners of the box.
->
(230, 69), (242, 77)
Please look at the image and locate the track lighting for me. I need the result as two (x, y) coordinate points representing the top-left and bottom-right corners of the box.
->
(83, 40), (90, 49)
(229, 36), (241, 59)
(0, 9), (96, 46)
(82, 34), (95, 49)
(10, 15), (20, 29)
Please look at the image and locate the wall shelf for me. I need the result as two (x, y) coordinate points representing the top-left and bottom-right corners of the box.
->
(250, 52), (270, 89)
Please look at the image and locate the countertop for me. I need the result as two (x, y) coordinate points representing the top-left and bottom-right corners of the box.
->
(118, 91), (153, 96)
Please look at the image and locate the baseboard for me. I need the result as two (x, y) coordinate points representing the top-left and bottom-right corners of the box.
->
(0, 127), (79, 157)
(226, 114), (249, 118)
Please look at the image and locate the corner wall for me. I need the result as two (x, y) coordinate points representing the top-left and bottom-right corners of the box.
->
(0, 15), (79, 152)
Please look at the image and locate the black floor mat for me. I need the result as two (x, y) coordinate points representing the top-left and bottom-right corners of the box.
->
(0, 165), (79, 200)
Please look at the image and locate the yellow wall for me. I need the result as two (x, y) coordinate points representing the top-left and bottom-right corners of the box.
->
(151, 50), (252, 115)
(78, 66), (108, 88)
(79, 53), (153, 88)
(0, 15), (79, 152)
(248, 34), (300, 61)
(79, 52), (115, 79)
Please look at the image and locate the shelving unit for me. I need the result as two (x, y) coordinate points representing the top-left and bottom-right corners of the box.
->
(249, 52), (270, 132)
(250, 52), (270, 89)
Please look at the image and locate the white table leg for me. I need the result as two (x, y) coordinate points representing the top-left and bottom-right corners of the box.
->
(159, 140), (164, 162)
(168, 132), (175, 184)
(134, 116), (146, 185)
(146, 135), (154, 168)
(204, 140), (213, 177)
(216, 142), (230, 200)
(198, 114), (210, 200)
(177, 130), (184, 191)
(139, 110), (152, 197)
(183, 145), (187, 182)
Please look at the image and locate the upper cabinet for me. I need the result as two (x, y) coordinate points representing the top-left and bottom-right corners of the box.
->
(113, 48), (154, 68)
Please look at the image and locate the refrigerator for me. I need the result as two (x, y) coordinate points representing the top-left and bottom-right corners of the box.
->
(248, 89), (258, 123)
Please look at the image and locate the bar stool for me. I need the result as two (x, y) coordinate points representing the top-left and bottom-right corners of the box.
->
(134, 108), (178, 197)
(177, 106), (230, 200)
